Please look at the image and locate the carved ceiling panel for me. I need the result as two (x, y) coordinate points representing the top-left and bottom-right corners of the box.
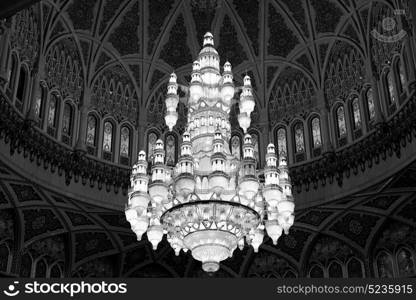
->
(13, 0), (408, 128)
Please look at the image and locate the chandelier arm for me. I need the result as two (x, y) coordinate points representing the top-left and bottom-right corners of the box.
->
(159, 200), (261, 221)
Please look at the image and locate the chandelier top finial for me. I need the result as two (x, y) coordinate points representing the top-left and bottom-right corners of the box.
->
(203, 32), (214, 46)
(169, 72), (177, 83)
(155, 139), (164, 149)
(267, 143), (275, 154)
(224, 61), (232, 72)
(279, 153), (288, 166)
(243, 133), (252, 144)
(192, 60), (201, 71)
(243, 74), (251, 86)
(138, 150), (146, 161)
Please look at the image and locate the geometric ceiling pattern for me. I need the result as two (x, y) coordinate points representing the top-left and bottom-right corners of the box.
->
(1, 155), (415, 277)
(34, 0), (402, 122)
(2, 0), (415, 278)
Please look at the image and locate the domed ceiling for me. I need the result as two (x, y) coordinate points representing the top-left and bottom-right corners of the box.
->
(31, 0), (398, 127)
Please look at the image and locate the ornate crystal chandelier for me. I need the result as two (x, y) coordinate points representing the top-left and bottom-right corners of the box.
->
(125, 32), (294, 272)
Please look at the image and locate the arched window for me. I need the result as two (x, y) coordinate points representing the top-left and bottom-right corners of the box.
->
(276, 127), (287, 156)
(366, 88), (376, 123)
(35, 259), (47, 277)
(293, 122), (305, 162)
(61, 103), (74, 145)
(328, 261), (343, 278)
(47, 94), (59, 137)
(397, 58), (406, 95)
(147, 132), (158, 163)
(351, 97), (362, 139)
(231, 135), (241, 159)
(376, 252), (394, 278)
(119, 126), (131, 165)
(336, 106), (347, 147)
(397, 248), (415, 277)
(50, 264), (62, 278)
(309, 265), (324, 278)
(86, 114), (98, 155)
(15, 66), (27, 111)
(347, 257), (364, 278)
(102, 121), (114, 161)
(310, 117), (322, 157)
(165, 134), (176, 166)
(283, 270), (297, 278)
(7, 55), (18, 98)
(386, 71), (397, 114)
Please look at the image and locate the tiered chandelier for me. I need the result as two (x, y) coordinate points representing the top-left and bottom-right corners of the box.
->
(125, 33), (294, 272)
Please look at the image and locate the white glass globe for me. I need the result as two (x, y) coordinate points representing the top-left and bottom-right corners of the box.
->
(147, 224), (164, 250)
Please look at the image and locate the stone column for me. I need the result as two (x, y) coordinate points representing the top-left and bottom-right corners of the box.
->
(113, 123), (121, 164)
(137, 105), (147, 152)
(316, 90), (333, 153)
(409, 0), (416, 40)
(319, 105), (334, 153)
(367, 61), (385, 124)
(0, 20), (10, 85)
(256, 107), (269, 167)
(286, 125), (294, 165)
(343, 99), (353, 143)
(75, 87), (91, 152)
(26, 55), (45, 122)
(302, 119), (311, 160)
(403, 31), (416, 90)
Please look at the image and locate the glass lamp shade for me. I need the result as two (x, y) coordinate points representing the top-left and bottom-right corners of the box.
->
(130, 216), (149, 241)
(148, 182), (169, 204)
(190, 82), (203, 102)
(129, 192), (150, 212)
(147, 224), (164, 250)
(239, 96), (255, 115)
(183, 230), (237, 273)
(237, 113), (251, 133)
(277, 200), (295, 215)
(165, 111), (178, 131)
(221, 83), (234, 102)
(208, 172), (229, 194)
(174, 174), (196, 196)
(125, 207), (138, 223)
(165, 94), (179, 109)
(265, 220), (283, 245)
(168, 235), (185, 256)
(262, 186), (282, 208)
(238, 177), (260, 200)
(251, 229), (264, 253)
(277, 212), (294, 234)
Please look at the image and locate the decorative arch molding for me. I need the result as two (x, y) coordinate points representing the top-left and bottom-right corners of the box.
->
(44, 39), (84, 104)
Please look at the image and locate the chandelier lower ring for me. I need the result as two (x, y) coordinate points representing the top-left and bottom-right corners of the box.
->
(160, 199), (261, 222)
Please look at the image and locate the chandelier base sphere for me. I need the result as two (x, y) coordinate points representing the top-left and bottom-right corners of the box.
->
(126, 32), (295, 272)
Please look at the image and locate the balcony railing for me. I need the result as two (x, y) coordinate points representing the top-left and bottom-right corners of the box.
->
(290, 86), (416, 193)
(0, 91), (131, 195)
